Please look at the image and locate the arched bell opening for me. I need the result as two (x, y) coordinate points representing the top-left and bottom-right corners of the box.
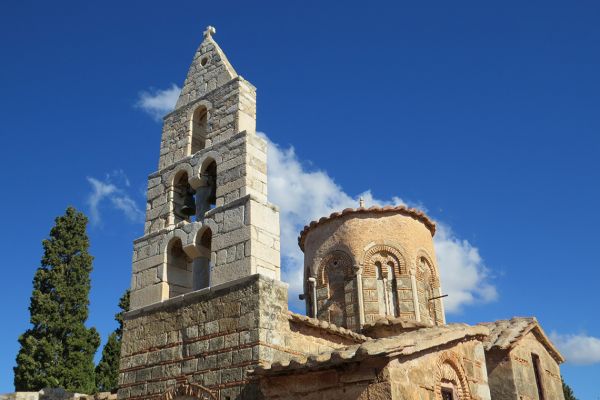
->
(192, 159), (217, 222)
(172, 171), (196, 224)
(166, 237), (193, 298)
(191, 227), (212, 290)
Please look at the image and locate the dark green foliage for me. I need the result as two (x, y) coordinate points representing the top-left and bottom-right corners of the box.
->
(95, 290), (130, 392)
(562, 377), (578, 400)
(14, 207), (100, 393)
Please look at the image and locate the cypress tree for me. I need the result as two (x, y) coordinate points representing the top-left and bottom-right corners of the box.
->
(95, 290), (130, 392)
(562, 377), (578, 400)
(14, 207), (100, 393)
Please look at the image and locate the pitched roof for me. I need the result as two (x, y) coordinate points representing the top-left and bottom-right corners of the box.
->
(175, 28), (238, 110)
(479, 317), (564, 363)
(250, 323), (488, 376)
(298, 205), (436, 251)
(287, 312), (368, 342)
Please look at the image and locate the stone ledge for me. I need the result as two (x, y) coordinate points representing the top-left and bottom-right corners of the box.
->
(133, 194), (279, 244)
(124, 273), (288, 320)
(163, 76), (255, 120)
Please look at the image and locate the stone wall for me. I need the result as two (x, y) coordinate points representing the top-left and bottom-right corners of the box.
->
(130, 128), (280, 310)
(120, 275), (357, 400)
(254, 338), (491, 400)
(388, 339), (490, 400)
(0, 389), (115, 400)
(486, 332), (564, 400)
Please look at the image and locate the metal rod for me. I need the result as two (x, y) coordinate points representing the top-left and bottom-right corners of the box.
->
(428, 294), (448, 302)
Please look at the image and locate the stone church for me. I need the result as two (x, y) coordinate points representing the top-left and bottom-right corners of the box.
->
(118, 27), (566, 400)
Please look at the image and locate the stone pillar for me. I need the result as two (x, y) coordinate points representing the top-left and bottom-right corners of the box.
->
(355, 265), (365, 327)
(308, 277), (317, 318)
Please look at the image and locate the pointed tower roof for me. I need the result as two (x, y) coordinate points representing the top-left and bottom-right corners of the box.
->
(175, 26), (238, 109)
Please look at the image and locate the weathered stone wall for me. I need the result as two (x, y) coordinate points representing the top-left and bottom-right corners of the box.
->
(510, 332), (564, 400)
(302, 211), (444, 329)
(121, 275), (357, 400)
(132, 99), (278, 310)
(256, 358), (390, 400)
(388, 339), (491, 400)
(255, 339), (490, 400)
(0, 389), (116, 400)
(485, 348), (517, 400)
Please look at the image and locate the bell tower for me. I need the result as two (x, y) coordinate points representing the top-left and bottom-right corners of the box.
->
(129, 26), (281, 310)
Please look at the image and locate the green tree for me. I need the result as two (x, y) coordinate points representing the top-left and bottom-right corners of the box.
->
(95, 290), (130, 392)
(562, 377), (578, 400)
(14, 207), (100, 393)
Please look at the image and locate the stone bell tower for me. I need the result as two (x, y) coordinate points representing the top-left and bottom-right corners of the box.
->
(119, 27), (289, 400)
(129, 26), (281, 310)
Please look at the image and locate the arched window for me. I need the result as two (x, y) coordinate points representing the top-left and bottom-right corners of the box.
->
(315, 251), (354, 328)
(191, 105), (208, 154)
(364, 247), (404, 320)
(192, 228), (212, 290)
(417, 256), (438, 325)
(166, 238), (192, 298)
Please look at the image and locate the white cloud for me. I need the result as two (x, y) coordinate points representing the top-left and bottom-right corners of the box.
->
(135, 84), (497, 314)
(434, 224), (498, 312)
(264, 136), (497, 313)
(550, 332), (600, 365)
(86, 171), (144, 225)
(136, 84), (181, 120)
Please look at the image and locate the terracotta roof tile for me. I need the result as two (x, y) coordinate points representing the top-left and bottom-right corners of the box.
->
(298, 206), (436, 251)
(250, 323), (488, 376)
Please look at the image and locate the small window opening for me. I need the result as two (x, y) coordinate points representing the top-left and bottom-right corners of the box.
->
(441, 387), (454, 400)
(191, 106), (208, 154)
(167, 238), (192, 298)
(193, 160), (217, 221)
(532, 353), (545, 400)
(200, 56), (209, 66)
(192, 228), (212, 290)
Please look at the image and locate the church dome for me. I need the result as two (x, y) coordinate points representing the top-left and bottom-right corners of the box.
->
(299, 205), (445, 332)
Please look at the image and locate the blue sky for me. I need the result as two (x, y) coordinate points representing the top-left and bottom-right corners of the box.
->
(1, 1), (599, 398)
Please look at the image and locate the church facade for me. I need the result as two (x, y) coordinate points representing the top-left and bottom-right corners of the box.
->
(118, 27), (566, 400)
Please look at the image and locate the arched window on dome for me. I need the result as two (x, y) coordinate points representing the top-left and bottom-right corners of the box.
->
(190, 105), (208, 154)
(315, 252), (355, 328)
(417, 256), (439, 325)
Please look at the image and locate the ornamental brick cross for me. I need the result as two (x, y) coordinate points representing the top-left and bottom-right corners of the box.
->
(204, 26), (216, 39)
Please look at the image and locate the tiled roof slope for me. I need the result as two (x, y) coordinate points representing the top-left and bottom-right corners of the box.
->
(298, 206), (436, 251)
(287, 312), (368, 342)
(479, 317), (564, 363)
(250, 323), (488, 375)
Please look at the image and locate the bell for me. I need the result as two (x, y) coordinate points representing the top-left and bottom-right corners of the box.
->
(180, 189), (196, 217)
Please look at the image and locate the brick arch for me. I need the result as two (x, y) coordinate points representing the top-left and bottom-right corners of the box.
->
(161, 381), (217, 400)
(434, 351), (472, 400)
(190, 151), (222, 188)
(416, 249), (439, 287)
(315, 250), (356, 328)
(362, 244), (407, 277)
(316, 251), (353, 286)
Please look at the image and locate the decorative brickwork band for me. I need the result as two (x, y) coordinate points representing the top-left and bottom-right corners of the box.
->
(161, 381), (218, 400)
(434, 351), (472, 400)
